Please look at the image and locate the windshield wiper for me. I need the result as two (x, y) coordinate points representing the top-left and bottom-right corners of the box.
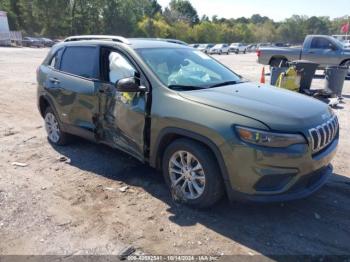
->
(208, 80), (242, 88)
(168, 84), (207, 91)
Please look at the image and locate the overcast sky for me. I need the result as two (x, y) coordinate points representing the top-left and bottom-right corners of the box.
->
(157, 0), (349, 21)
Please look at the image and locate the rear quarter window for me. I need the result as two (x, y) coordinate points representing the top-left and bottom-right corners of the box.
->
(48, 48), (64, 69)
(60, 46), (97, 79)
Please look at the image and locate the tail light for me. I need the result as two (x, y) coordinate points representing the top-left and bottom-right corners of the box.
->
(256, 50), (261, 57)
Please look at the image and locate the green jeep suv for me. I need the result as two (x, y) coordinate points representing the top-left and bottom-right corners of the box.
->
(37, 35), (339, 208)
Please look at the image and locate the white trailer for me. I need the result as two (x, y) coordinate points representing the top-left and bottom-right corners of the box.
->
(0, 11), (11, 46)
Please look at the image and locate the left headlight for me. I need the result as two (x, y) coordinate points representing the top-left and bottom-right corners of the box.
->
(236, 126), (306, 148)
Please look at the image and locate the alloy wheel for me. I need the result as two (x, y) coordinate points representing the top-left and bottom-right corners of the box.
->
(45, 112), (60, 143)
(168, 150), (206, 200)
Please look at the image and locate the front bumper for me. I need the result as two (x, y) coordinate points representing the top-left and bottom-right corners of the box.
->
(228, 165), (332, 202)
(221, 136), (338, 202)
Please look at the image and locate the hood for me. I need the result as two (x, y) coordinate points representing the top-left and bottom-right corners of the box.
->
(178, 83), (332, 131)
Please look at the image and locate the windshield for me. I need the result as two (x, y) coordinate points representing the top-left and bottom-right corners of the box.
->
(137, 48), (242, 89)
(332, 37), (345, 48)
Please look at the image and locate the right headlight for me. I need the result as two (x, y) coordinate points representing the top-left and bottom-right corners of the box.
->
(236, 126), (306, 148)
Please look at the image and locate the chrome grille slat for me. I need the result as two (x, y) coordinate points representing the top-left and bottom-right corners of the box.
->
(325, 124), (331, 144)
(322, 124), (329, 145)
(328, 120), (334, 141)
(331, 120), (336, 139)
(316, 129), (321, 150)
(309, 116), (338, 153)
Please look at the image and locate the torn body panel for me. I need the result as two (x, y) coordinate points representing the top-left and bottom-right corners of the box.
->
(99, 82), (147, 162)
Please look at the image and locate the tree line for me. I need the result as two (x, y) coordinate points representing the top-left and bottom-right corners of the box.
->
(0, 0), (349, 44)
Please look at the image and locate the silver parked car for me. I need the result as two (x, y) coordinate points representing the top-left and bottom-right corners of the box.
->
(229, 43), (247, 54)
(209, 44), (230, 55)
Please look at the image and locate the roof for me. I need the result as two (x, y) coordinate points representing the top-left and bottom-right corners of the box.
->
(64, 35), (130, 44)
(60, 35), (189, 50)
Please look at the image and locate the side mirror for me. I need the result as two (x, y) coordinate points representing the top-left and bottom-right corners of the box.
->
(115, 77), (148, 92)
(329, 44), (337, 51)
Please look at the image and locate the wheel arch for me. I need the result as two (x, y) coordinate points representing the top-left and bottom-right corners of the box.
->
(38, 95), (61, 124)
(38, 95), (51, 117)
(268, 56), (288, 65)
(150, 128), (231, 188)
(340, 58), (350, 66)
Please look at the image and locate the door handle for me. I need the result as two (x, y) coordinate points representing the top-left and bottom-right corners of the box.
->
(308, 51), (315, 54)
(49, 77), (60, 84)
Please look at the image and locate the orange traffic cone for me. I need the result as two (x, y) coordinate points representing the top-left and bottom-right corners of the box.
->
(260, 67), (266, 84)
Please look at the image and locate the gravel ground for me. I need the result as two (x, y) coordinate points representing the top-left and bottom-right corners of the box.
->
(0, 47), (349, 257)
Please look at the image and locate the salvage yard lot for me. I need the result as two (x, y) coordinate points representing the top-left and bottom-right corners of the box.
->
(0, 47), (349, 256)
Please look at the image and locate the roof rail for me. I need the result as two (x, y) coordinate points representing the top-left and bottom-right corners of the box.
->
(156, 38), (188, 46)
(63, 35), (130, 44)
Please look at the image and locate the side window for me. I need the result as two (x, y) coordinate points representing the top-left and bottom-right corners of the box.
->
(60, 46), (97, 78)
(310, 38), (333, 49)
(108, 51), (136, 83)
(49, 48), (63, 69)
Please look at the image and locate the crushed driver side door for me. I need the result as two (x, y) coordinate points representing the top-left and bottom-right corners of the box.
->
(98, 47), (150, 162)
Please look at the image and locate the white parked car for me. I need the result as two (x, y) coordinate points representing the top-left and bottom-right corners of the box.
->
(229, 43), (247, 54)
(209, 44), (230, 55)
(197, 43), (214, 53)
(343, 40), (350, 48)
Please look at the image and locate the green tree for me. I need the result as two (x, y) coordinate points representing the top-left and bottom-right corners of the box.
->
(192, 21), (221, 43)
(253, 21), (277, 42)
(69, 0), (104, 35)
(138, 13), (171, 38)
(164, 0), (199, 25)
(32, 0), (70, 37)
(251, 14), (270, 24)
(169, 21), (193, 42)
(18, 0), (40, 35)
(304, 16), (330, 35)
(276, 15), (308, 44)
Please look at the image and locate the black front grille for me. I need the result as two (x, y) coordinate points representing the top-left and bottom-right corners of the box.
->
(309, 116), (338, 153)
(288, 167), (327, 193)
(254, 174), (295, 192)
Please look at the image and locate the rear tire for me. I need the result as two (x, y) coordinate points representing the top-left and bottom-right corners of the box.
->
(270, 58), (288, 68)
(44, 107), (70, 146)
(162, 139), (224, 209)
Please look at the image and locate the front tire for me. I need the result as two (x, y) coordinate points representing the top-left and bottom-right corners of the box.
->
(44, 107), (70, 145)
(162, 139), (224, 208)
(341, 60), (350, 77)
